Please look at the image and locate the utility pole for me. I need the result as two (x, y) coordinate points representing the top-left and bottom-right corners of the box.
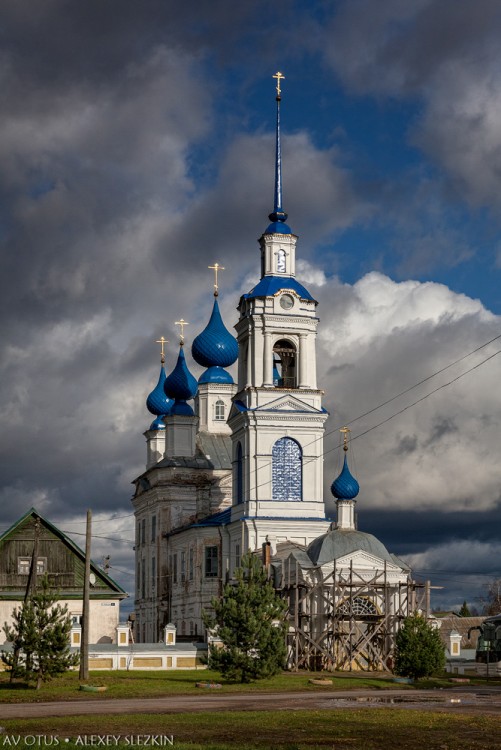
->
(25, 517), (41, 601)
(79, 509), (92, 682)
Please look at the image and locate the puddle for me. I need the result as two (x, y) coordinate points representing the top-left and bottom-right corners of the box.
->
(333, 696), (443, 705)
(324, 694), (501, 709)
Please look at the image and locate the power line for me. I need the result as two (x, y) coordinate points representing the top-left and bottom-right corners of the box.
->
(57, 333), (501, 530)
(247, 339), (501, 496)
(61, 529), (134, 545)
(347, 346), (501, 449)
(343, 332), (501, 430)
(62, 512), (135, 527)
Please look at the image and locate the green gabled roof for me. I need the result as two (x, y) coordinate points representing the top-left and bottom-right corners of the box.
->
(0, 507), (127, 598)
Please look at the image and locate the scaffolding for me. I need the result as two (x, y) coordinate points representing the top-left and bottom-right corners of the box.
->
(280, 557), (429, 671)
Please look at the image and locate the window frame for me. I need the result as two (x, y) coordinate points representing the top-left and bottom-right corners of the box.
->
(204, 545), (219, 578)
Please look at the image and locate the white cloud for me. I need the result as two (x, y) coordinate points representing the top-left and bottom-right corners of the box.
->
(317, 272), (501, 512)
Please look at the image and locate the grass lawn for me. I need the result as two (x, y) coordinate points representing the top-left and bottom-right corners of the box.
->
(1, 708), (500, 749)
(0, 669), (412, 702)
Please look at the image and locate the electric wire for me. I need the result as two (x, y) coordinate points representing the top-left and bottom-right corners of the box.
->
(247, 341), (501, 496)
(59, 333), (501, 547)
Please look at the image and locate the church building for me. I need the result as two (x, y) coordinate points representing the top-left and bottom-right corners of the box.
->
(131, 75), (414, 663)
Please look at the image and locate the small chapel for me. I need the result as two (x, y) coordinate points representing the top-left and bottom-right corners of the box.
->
(131, 74), (419, 670)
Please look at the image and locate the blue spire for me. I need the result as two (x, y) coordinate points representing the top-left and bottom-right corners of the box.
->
(265, 72), (292, 235)
(192, 298), (238, 382)
(146, 365), (173, 430)
(331, 454), (360, 501)
(164, 345), (198, 416)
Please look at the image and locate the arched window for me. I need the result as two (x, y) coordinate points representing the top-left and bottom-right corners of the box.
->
(338, 597), (379, 617)
(236, 442), (243, 504)
(276, 249), (286, 273)
(214, 399), (225, 421)
(273, 339), (296, 388)
(272, 437), (302, 501)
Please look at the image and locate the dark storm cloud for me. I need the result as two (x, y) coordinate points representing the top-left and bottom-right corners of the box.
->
(324, 0), (501, 215)
(0, 0), (339, 533)
(326, 0), (501, 96)
(394, 434), (418, 456)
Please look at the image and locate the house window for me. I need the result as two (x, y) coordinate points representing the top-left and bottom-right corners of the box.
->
(214, 400), (225, 421)
(151, 557), (156, 591)
(189, 548), (194, 581)
(151, 515), (157, 542)
(272, 437), (302, 501)
(141, 519), (146, 546)
(205, 546), (219, 578)
(17, 557), (46, 575)
(452, 642), (460, 655)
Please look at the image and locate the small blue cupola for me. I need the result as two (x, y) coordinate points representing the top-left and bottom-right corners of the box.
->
(331, 428), (359, 531)
(164, 344), (198, 416)
(331, 454), (360, 501)
(146, 337), (174, 430)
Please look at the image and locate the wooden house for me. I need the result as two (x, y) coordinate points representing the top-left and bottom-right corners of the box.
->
(0, 508), (127, 645)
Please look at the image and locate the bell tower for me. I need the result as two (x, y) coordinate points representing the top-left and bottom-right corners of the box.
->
(228, 73), (329, 552)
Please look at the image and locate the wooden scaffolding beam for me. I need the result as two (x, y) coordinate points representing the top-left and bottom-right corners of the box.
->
(281, 558), (426, 672)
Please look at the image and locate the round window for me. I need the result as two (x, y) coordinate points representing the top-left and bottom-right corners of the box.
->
(279, 294), (294, 310)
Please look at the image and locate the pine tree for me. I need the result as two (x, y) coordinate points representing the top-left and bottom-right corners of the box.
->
(458, 600), (471, 617)
(1, 575), (79, 689)
(394, 613), (445, 681)
(203, 552), (287, 683)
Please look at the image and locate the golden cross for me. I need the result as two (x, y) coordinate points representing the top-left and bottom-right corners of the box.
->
(273, 71), (285, 97)
(340, 426), (351, 451)
(155, 336), (168, 364)
(208, 262), (225, 296)
(175, 319), (189, 345)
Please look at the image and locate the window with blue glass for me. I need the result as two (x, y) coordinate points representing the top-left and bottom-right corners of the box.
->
(236, 441), (243, 503)
(272, 437), (302, 501)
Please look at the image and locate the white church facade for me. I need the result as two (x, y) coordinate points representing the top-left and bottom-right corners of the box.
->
(131, 76), (415, 667)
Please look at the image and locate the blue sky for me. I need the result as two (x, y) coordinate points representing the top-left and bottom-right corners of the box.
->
(0, 0), (500, 614)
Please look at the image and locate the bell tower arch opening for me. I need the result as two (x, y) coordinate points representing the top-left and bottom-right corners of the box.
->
(273, 339), (296, 388)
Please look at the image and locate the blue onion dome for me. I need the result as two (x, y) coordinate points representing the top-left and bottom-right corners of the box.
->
(146, 366), (173, 417)
(164, 345), (198, 404)
(149, 415), (166, 430)
(191, 299), (238, 369)
(331, 454), (360, 500)
(198, 365), (234, 385)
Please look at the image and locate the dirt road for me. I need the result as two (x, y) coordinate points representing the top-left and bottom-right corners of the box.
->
(2, 687), (501, 720)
